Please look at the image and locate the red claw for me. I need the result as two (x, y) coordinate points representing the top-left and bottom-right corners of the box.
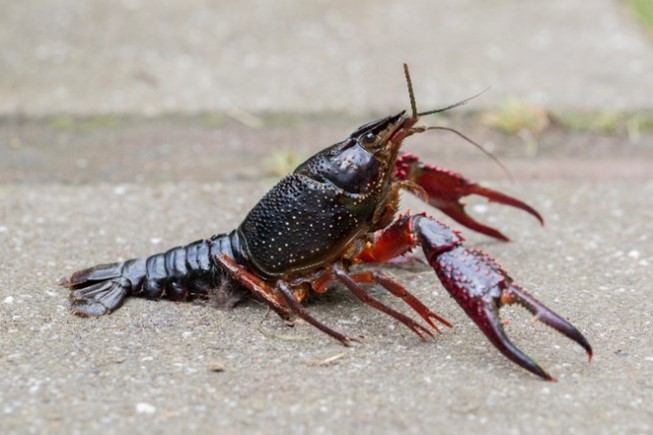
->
(395, 153), (544, 241)
(357, 214), (592, 380)
(420, 235), (592, 381)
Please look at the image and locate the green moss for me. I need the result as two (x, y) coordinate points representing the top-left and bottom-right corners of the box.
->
(265, 149), (305, 177)
(39, 108), (653, 139)
(553, 111), (653, 135)
(85, 115), (121, 129)
(49, 115), (75, 131)
(48, 115), (122, 132)
(625, 0), (653, 39)
(482, 99), (549, 135)
(554, 111), (620, 133)
(199, 113), (228, 128)
(636, 112), (653, 130)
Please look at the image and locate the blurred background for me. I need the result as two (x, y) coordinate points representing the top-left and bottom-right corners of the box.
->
(2, 0), (652, 114)
(1, 0), (652, 183)
(1, 1), (652, 434)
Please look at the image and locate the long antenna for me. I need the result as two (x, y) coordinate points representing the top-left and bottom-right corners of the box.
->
(403, 63), (418, 119)
(420, 126), (513, 180)
(402, 65), (511, 179)
(417, 86), (491, 117)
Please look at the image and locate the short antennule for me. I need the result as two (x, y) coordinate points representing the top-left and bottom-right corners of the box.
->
(403, 63), (418, 119)
(403, 64), (490, 118)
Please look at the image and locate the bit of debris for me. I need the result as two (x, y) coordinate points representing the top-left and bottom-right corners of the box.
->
(208, 362), (226, 373)
(256, 325), (307, 342)
(310, 352), (348, 367)
(226, 107), (264, 129)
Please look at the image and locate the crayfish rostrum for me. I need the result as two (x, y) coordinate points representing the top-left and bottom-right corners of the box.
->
(61, 65), (592, 380)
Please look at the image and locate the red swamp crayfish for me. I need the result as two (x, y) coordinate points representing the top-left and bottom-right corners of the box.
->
(61, 65), (592, 380)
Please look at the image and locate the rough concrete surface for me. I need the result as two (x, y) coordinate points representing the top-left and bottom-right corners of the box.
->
(1, 120), (653, 434)
(1, 178), (653, 434)
(2, 0), (653, 434)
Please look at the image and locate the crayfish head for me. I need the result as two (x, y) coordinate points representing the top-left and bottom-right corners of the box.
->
(294, 111), (412, 195)
(351, 110), (414, 167)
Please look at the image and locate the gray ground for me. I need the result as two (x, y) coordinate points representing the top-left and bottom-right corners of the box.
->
(1, 1), (653, 434)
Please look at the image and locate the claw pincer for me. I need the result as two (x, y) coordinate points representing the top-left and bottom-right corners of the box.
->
(395, 153), (543, 241)
(422, 228), (592, 381)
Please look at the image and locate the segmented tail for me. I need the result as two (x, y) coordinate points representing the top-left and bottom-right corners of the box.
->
(61, 232), (242, 316)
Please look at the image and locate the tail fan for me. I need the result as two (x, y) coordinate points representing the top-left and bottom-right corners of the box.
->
(60, 259), (145, 316)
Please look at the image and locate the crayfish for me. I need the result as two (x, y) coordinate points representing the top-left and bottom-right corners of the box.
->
(61, 65), (592, 380)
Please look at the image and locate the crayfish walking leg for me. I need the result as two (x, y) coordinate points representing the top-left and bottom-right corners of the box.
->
(332, 264), (437, 340)
(357, 213), (593, 381)
(215, 254), (358, 346)
(344, 269), (452, 333)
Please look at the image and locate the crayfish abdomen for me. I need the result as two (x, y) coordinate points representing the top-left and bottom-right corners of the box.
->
(63, 233), (246, 315)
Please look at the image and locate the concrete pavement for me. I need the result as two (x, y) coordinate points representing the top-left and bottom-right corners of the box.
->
(1, 174), (652, 434)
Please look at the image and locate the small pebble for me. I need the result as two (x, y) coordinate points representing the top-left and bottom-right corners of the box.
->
(627, 250), (640, 259)
(136, 403), (156, 414)
(209, 362), (226, 373)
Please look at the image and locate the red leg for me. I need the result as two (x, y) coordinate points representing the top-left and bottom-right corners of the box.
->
(332, 264), (434, 340)
(357, 214), (592, 380)
(356, 214), (418, 264)
(215, 254), (291, 320)
(348, 270), (451, 332)
(394, 153), (543, 241)
(276, 281), (357, 346)
(216, 255), (355, 345)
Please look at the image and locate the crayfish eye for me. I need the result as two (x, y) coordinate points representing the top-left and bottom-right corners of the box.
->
(362, 132), (376, 144)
